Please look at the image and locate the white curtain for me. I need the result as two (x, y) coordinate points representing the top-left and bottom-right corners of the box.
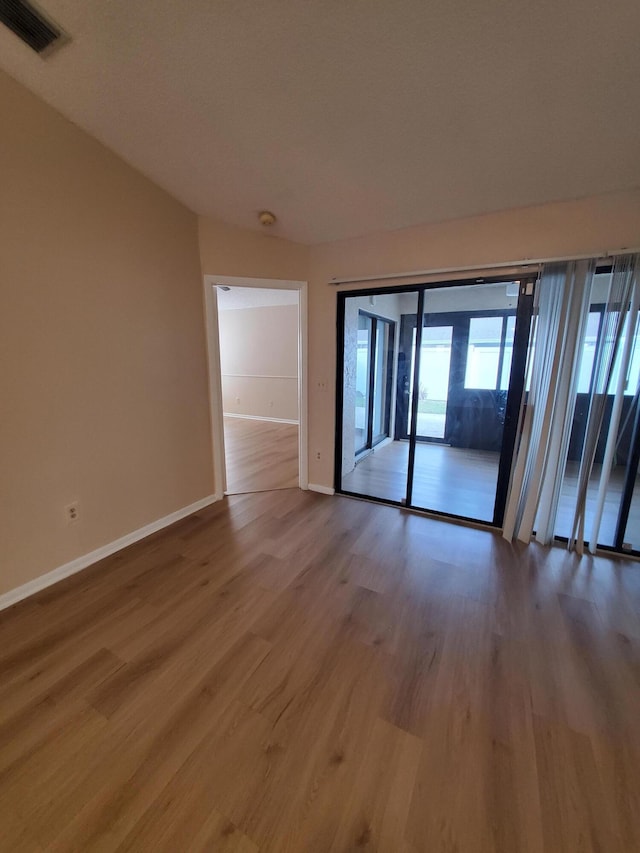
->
(502, 260), (595, 544)
(570, 253), (640, 553)
(504, 253), (640, 553)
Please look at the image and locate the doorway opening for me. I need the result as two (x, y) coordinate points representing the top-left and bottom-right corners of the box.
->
(204, 276), (308, 498)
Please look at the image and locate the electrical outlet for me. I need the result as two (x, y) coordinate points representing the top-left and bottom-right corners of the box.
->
(315, 451), (321, 460)
(65, 502), (79, 525)
(316, 380), (328, 392)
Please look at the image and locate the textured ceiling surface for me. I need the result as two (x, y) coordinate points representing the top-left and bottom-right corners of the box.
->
(1, 0), (639, 243)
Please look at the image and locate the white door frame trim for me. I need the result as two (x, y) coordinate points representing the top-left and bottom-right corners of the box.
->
(203, 274), (309, 496)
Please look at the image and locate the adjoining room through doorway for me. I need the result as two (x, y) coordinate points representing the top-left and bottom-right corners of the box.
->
(216, 285), (300, 495)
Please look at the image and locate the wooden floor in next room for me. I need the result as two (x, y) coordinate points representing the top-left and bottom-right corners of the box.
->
(223, 416), (298, 495)
(0, 488), (639, 851)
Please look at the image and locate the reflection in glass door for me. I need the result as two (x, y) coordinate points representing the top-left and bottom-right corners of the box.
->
(354, 314), (372, 453)
(337, 279), (532, 526)
(409, 325), (453, 440)
(372, 320), (393, 444)
(353, 310), (395, 457)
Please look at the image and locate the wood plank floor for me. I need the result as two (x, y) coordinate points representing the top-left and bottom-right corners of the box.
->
(1, 489), (640, 851)
(224, 417), (298, 494)
(344, 442), (500, 521)
(343, 440), (640, 541)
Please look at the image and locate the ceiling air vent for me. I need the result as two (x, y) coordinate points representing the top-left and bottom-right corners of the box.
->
(0, 0), (65, 54)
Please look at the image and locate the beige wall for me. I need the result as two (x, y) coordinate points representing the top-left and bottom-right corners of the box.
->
(0, 71), (213, 596)
(307, 190), (640, 488)
(198, 217), (309, 282)
(219, 304), (299, 421)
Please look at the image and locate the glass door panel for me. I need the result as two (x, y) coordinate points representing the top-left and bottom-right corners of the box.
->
(340, 292), (418, 503)
(409, 282), (522, 523)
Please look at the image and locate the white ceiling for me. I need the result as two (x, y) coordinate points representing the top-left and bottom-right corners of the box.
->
(217, 286), (298, 311)
(1, 1), (639, 244)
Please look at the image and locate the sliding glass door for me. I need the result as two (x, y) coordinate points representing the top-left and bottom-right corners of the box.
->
(336, 268), (640, 553)
(339, 293), (417, 503)
(337, 279), (533, 525)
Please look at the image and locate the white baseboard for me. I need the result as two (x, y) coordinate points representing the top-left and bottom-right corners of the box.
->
(223, 413), (299, 425)
(308, 483), (335, 496)
(0, 493), (221, 613)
